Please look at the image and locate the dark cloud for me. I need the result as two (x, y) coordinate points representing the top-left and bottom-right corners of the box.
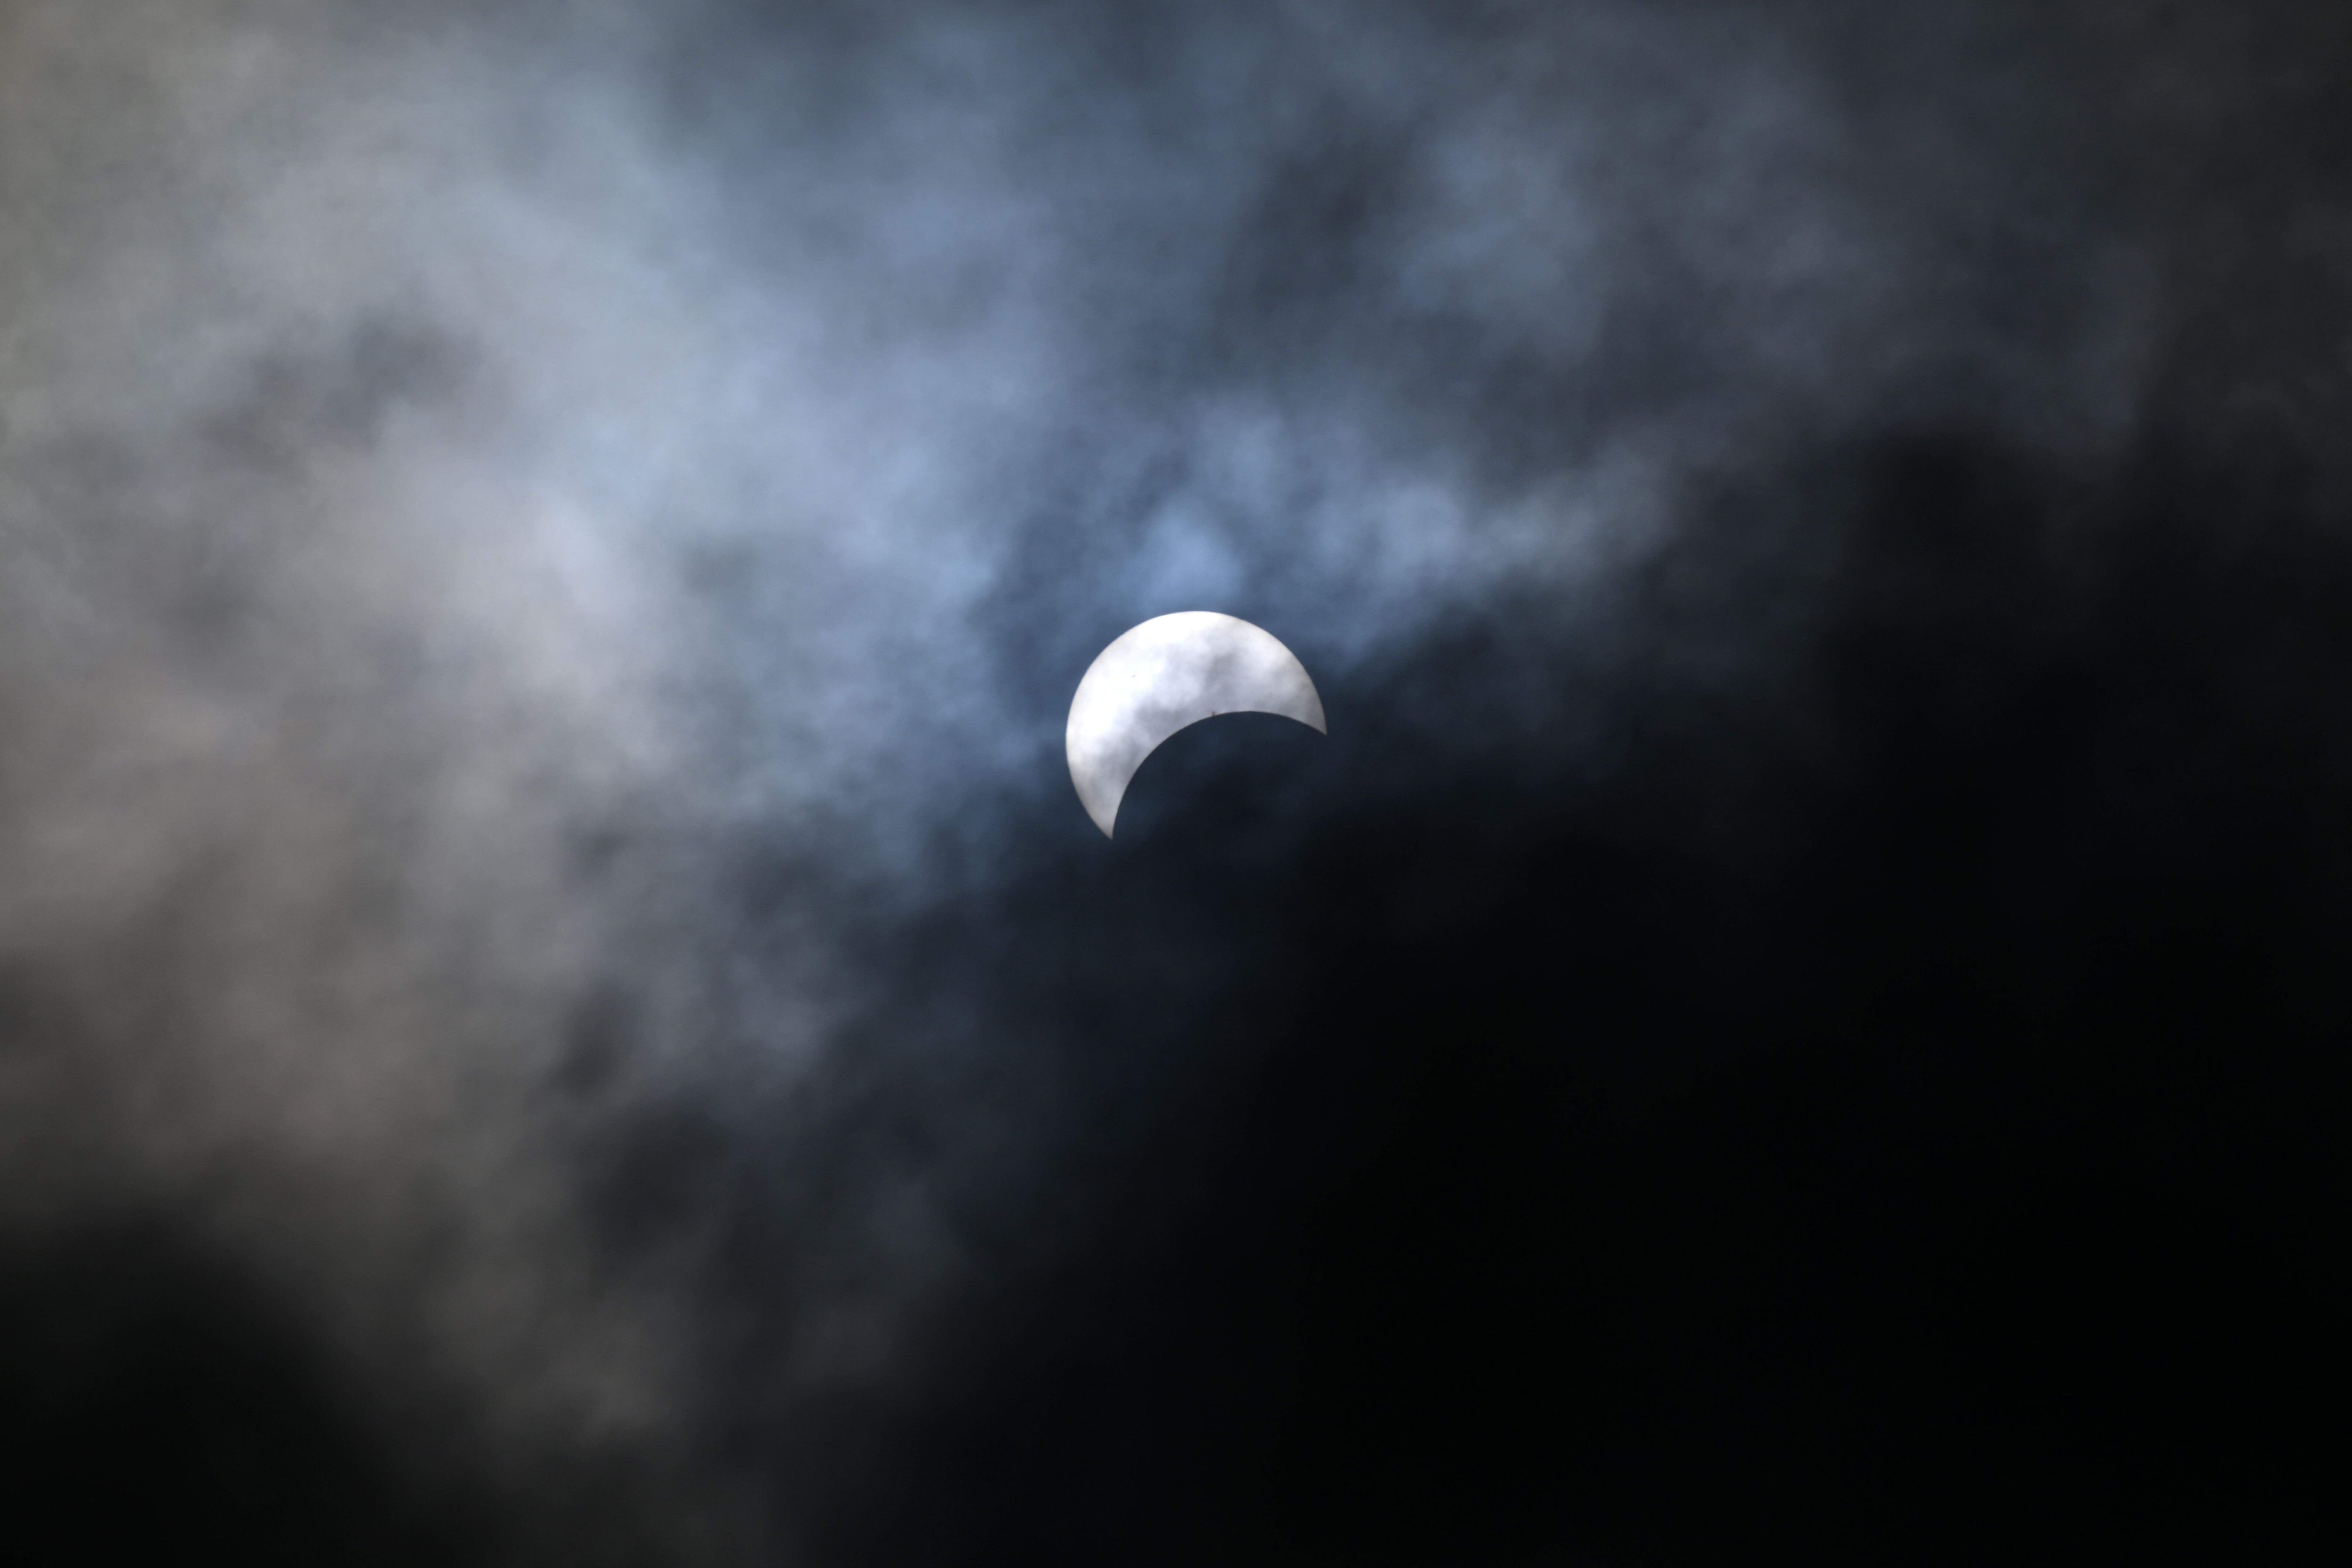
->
(2, 0), (2344, 1563)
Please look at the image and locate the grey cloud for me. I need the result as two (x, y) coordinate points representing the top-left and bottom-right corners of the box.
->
(3, 0), (2343, 1562)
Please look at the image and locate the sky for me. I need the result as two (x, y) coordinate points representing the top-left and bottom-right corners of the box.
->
(0, 1), (2344, 1562)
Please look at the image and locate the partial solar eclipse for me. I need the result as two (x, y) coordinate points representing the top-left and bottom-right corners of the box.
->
(1066, 612), (1327, 837)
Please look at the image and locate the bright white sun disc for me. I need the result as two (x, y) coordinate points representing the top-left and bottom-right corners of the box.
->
(1065, 612), (1326, 838)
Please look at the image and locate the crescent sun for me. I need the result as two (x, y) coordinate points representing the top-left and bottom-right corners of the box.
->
(1066, 612), (1327, 837)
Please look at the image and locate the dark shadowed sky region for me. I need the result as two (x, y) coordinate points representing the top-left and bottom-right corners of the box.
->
(1, 1), (2344, 1563)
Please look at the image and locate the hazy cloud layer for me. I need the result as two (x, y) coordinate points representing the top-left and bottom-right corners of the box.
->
(4, 1), (2346, 1562)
